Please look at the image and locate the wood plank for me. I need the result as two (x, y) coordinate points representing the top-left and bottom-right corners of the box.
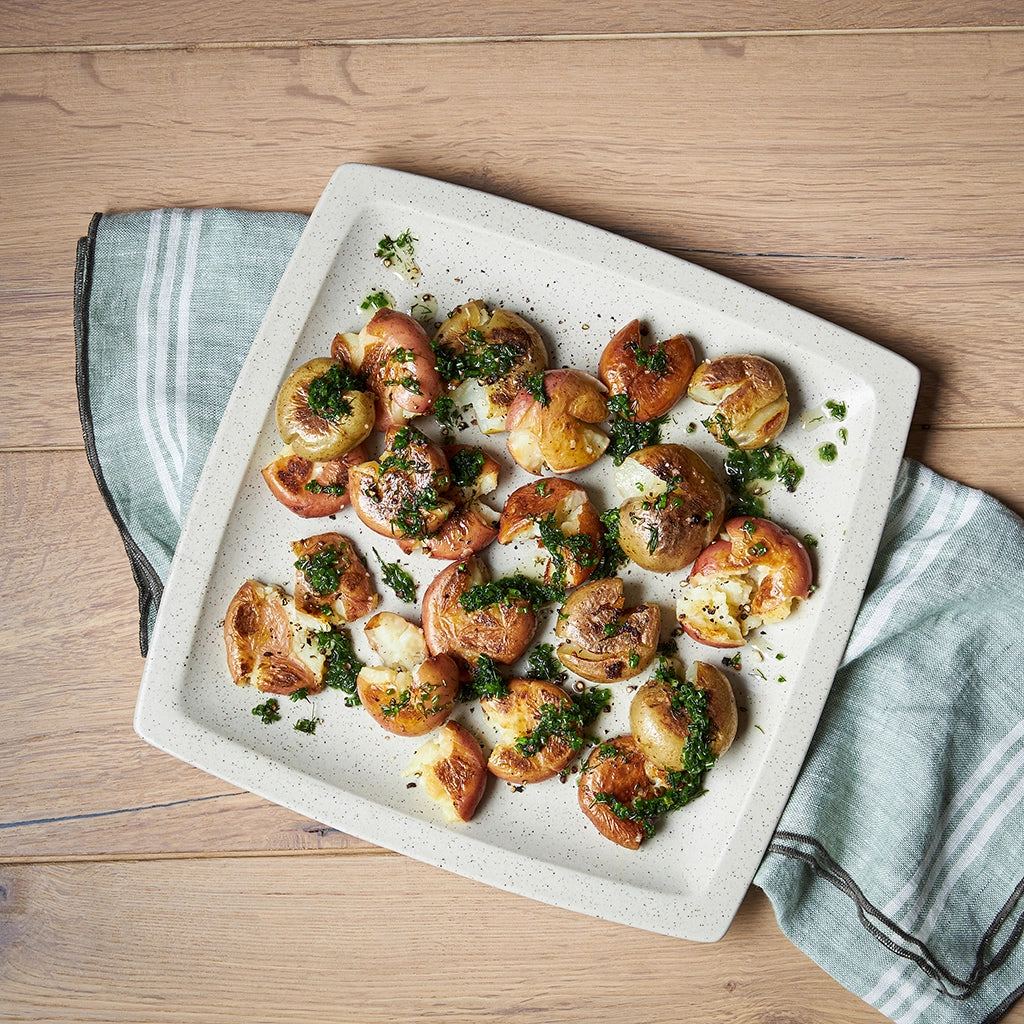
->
(3, 0), (1023, 50)
(3, 33), (1023, 448)
(0, 856), (891, 1024)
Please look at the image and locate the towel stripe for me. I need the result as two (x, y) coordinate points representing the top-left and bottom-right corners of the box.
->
(135, 210), (181, 521)
(174, 209), (203, 471)
(842, 481), (980, 664)
(153, 208), (186, 480)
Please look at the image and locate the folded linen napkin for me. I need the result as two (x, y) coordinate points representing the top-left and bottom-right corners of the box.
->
(75, 209), (1024, 1023)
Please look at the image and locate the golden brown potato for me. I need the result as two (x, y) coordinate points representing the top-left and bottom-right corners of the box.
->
(291, 533), (378, 625)
(333, 308), (443, 431)
(577, 736), (672, 850)
(262, 444), (367, 519)
(433, 300), (549, 433)
(554, 577), (660, 683)
(420, 557), (537, 678)
(677, 516), (813, 647)
(498, 478), (603, 589)
(223, 580), (328, 696)
(348, 427), (454, 544)
(505, 369), (609, 474)
(357, 612), (460, 736)
(629, 661), (737, 772)
(275, 357), (375, 461)
(598, 319), (696, 422)
(615, 444), (726, 572)
(481, 679), (579, 784)
(400, 445), (501, 560)
(688, 354), (790, 449)
(403, 721), (488, 822)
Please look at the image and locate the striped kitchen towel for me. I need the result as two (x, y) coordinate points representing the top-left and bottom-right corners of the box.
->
(755, 462), (1024, 1024)
(75, 209), (1024, 1023)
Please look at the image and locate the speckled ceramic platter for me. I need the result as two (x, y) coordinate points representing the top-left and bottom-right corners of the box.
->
(135, 163), (919, 942)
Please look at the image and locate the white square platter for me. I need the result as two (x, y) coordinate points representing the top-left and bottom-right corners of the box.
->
(135, 163), (919, 942)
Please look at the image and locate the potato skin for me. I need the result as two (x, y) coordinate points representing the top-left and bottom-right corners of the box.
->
(421, 557), (537, 678)
(505, 369), (609, 474)
(262, 445), (367, 518)
(598, 319), (696, 422)
(291, 533), (378, 625)
(677, 516), (813, 646)
(554, 577), (660, 683)
(481, 679), (579, 784)
(629, 662), (737, 772)
(688, 354), (790, 449)
(577, 736), (667, 850)
(616, 445), (726, 572)
(404, 721), (488, 822)
(275, 357), (375, 460)
(498, 478), (603, 589)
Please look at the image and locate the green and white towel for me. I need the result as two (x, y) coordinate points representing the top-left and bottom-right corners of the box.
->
(75, 208), (1024, 1024)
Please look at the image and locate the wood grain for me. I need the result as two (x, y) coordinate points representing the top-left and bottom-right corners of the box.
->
(3, 0), (1023, 50)
(0, 857), (887, 1024)
(3, 33), (1023, 449)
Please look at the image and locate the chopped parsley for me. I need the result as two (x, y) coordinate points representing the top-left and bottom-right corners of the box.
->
(373, 548), (417, 603)
(522, 371), (550, 407)
(375, 230), (420, 280)
(295, 546), (343, 596)
(305, 363), (366, 421)
(606, 407), (668, 465)
(317, 629), (362, 702)
(825, 399), (847, 420)
(433, 394), (465, 440)
(360, 290), (394, 312)
(525, 643), (563, 682)
(293, 717), (320, 735)
(537, 512), (600, 591)
(714, 417), (804, 517)
(818, 442), (838, 463)
(304, 479), (346, 497)
(591, 508), (628, 580)
(459, 572), (563, 612)
(430, 321), (521, 385)
(448, 447), (486, 489)
(459, 654), (509, 702)
(515, 686), (611, 758)
(252, 699), (281, 725)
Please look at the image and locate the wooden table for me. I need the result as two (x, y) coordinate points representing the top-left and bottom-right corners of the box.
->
(3, 4), (1023, 1021)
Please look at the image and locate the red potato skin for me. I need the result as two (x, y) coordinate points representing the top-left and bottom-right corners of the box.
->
(420, 558), (537, 678)
(356, 654), (460, 736)
(262, 444), (368, 518)
(598, 320), (696, 422)
(498, 478), (603, 589)
(416, 721), (489, 822)
(504, 369), (609, 475)
(577, 736), (665, 850)
(680, 517), (813, 646)
(333, 309), (443, 430)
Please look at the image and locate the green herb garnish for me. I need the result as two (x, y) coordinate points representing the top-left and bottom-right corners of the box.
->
(515, 686), (611, 757)
(295, 546), (343, 595)
(252, 699), (281, 725)
(375, 230), (420, 280)
(459, 654), (509, 702)
(459, 573), (563, 612)
(373, 548), (417, 603)
(317, 629), (362, 703)
(448, 447), (486, 489)
(305, 363), (366, 421)
(525, 643), (563, 682)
